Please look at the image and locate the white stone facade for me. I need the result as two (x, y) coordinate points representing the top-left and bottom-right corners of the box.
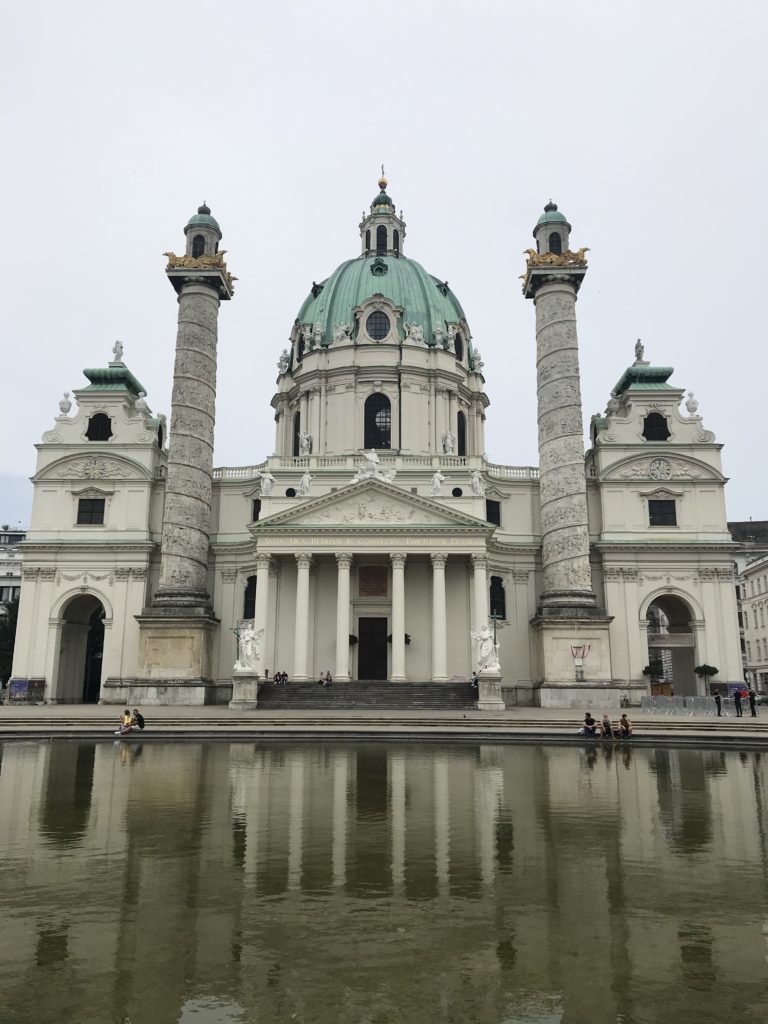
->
(9, 190), (744, 706)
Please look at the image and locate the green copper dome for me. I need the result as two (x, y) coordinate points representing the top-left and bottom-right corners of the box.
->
(536, 208), (568, 226)
(296, 254), (468, 345)
(372, 189), (394, 208)
(185, 202), (221, 234)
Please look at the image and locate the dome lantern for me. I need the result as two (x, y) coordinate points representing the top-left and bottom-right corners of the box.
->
(184, 201), (222, 259)
(532, 200), (572, 255)
(360, 168), (406, 258)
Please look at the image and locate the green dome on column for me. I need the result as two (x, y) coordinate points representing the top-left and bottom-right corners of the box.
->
(534, 201), (571, 232)
(185, 202), (221, 234)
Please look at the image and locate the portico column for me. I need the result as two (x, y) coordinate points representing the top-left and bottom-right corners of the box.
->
(294, 553), (312, 680)
(431, 553), (448, 681)
(335, 553), (352, 681)
(253, 554), (271, 678)
(471, 553), (488, 632)
(390, 553), (407, 681)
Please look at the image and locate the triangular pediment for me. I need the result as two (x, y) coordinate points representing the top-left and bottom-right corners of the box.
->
(251, 479), (492, 532)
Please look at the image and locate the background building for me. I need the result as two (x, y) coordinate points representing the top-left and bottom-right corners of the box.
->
(9, 181), (743, 706)
(0, 525), (25, 608)
(740, 553), (768, 693)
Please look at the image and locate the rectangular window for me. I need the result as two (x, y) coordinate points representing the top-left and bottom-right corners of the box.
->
(648, 499), (677, 527)
(486, 499), (501, 526)
(251, 499), (261, 522)
(77, 498), (105, 525)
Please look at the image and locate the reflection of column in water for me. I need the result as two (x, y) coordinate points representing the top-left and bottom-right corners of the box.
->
(287, 753), (304, 890)
(475, 752), (504, 886)
(434, 755), (450, 893)
(390, 753), (406, 895)
(332, 750), (348, 888)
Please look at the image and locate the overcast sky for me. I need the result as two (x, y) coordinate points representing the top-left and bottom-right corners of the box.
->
(2, 0), (766, 526)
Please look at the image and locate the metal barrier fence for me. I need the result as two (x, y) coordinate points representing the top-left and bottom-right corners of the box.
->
(639, 696), (754, 717)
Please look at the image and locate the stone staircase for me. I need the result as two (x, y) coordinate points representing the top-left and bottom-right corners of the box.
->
(256, 681), (477, 711)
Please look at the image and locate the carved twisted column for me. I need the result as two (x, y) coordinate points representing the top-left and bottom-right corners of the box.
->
(533, 279), (597, 612)
(153, 281), (221, 610)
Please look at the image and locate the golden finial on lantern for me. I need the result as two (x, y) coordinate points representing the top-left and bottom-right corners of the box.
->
(378, 164), (388, 191)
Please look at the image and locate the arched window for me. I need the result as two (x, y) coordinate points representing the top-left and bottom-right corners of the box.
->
(191, 234), (206, 258)
(365, 229), (371, 253)
(548, 232), (562, 255)
(376, 225), (387, 255)
(364, 393), (391, 449)
(366, 310), (390, 340)
(243, 576), (256, 620)
(292, 412), (301, 456)
(393, 229), (400, 256)
(85, 413), (112, 441)
(457, 411), (467, 456)
(454, 331), (464, 361)
(490, 576), (506, 619)
(643, 412), (671, 441)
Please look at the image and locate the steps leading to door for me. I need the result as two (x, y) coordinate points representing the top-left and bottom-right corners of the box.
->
(257, 681), (477, 710)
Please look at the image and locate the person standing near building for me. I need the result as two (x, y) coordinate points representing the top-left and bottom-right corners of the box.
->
(748, 688), (757, 718)
(733, 688), (743, 718)
(714, 691), (722, 717)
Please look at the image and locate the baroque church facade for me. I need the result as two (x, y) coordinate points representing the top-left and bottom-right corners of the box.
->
(10, 177), (742, 706)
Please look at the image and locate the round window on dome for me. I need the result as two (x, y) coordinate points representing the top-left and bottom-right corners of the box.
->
(366, 311), (390, 340)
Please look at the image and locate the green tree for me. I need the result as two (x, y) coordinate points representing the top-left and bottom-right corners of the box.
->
(0, 597), (19, 684)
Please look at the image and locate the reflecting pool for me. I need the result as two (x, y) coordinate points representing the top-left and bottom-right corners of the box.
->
(1, 741), (768, 1024)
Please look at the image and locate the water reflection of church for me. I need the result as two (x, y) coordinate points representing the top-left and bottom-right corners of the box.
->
(1, 741), (767, 1020)
(11, 178), (742, 705)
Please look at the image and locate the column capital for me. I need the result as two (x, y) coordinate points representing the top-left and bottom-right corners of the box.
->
(471, 553), (488, 569)
(255, 554), (272, 572)
(295, 552), (313, 569)
(220, 569), (238, 583)
(335, 552), (353, 569)
(390, 553), (407, 569)
(430, 553), (447, 569)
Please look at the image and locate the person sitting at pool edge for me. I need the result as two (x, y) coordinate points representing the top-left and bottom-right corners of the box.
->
(579, 712), (598, 737)
(114, 709), (133, 735)
(619, 713), (632, 739)
(600, 711), (614, 739)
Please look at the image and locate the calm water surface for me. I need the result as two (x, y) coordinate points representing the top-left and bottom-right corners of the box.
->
(0, 740), (767, 1024)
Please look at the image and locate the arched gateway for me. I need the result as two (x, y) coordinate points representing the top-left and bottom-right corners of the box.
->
(645, 595), (697, 697)
(53, 594), (106, 704)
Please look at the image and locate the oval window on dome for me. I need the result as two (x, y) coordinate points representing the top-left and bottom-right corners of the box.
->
(366, 311), (390, 340)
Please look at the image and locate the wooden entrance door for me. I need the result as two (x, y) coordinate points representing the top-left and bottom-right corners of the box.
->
(357, 617), (388, 680)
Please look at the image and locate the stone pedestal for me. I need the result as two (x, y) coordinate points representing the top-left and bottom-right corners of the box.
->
(134, 612), (218, 705)
(477, 669), (506, 711)
(531, 615), (617, 708)
(230, 671), (260, 710)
